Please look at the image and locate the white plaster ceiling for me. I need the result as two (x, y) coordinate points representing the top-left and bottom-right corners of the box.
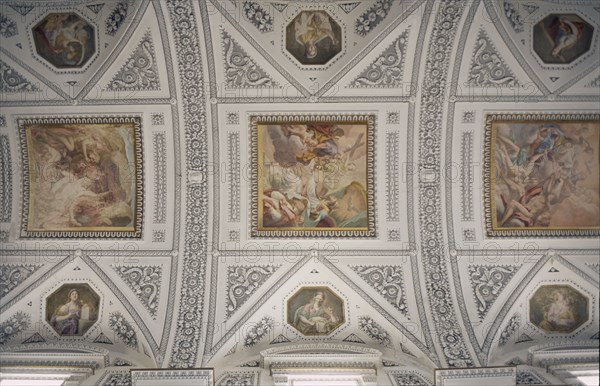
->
(0, 0), (598, 385)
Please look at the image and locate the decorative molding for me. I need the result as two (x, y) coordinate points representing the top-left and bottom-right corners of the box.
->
(499, 314), (521, 346)
(242, 2), (273, 32)
(462, 111), (475, 124)
(516, 333), (533, 343)
(22, 332), (46, 344)
(93, 333), (113, 344)
(228, 229), (240, 242)
(355, 0), (395, 37)
(385, 132), (400, 221)
(418, 0), (473, 367)
(462, 228), (476, 242)
(358, 316), (392, 348)
(152, 229), (165, 243)
(153, 132), (167, 224)
(584, 75), (600, 88)
(522, 4), (538, 15)
(460, 132), (474, 221)
(227, 132), (240, 222)
(0, 135), (12, 222)
(0, 264), (42, 300)
(225, 265), (280, 319)
(107, 31), (160, 91)
(585, 263), (599, 275)
(7, 5), (33, 17)
(108, 312), (138, 348)
(339, 3), (361, 14)
(240, 360), (261, 367)
(386, 111), (400, 125)
(591, 331), (599, 339)
(0, 311), (30, 345)
(0, 60), (39, 92)
(167, 0), (208, 367)
(351, 265), (408, 316)
(151, 113), (165, 126)
(468, 29), (518, 87)
(97, 371), (131, 386)
(216, 371), (257, 386)
(0, 115), (6, 127)
(244, 316), (275, 347)
(87, 4), (105, 14)
(469, 265), (519, 320)
(106, 1), (129, 36)
(225, 342), (238, 357)
(0, 14), (18, 38)
(113, 358), (132, 366)
(271, 3), (287, 13)
(0, 231), (8, 242)
(503, 2), (524, 33)
(112, 264), (162, 317)
(343, 333), (366, 344)
(226, 112), (239, 125)
(387, 228), (401, 241)
(516, 370), (545, 384)
(221, 31), (277, 88)
(350, 31), (408, 88)
(389, 370), (432, 386)
(270, 334), (291, 344)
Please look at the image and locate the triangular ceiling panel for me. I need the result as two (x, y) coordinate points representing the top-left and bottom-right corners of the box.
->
(204, 255), (436, 371)
(0, 253), (156, 367)
(456, 12), (542, 97)
(1, 1), (147, 101)
(0, 57), (63, 102)
(333, 19), (418, 97)
(213, 25), (302, 99)
(95, 255), (172, 347)
(209, 0), (425, 98)
(84, 2), (171, 101)
(489, 0), (599, 95)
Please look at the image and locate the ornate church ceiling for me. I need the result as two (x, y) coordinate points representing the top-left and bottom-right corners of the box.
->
(0, 0), (598, 385)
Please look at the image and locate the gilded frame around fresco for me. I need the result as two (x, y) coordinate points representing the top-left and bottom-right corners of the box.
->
(18, 116), (144, 239)
(483, 113), (600, 238)
(250, 113), (376, 238)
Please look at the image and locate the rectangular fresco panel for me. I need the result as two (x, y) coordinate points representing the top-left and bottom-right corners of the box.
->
(19, 116), (143, 238)
(251, 114), (375, 237)
(485, 113), (599, 237)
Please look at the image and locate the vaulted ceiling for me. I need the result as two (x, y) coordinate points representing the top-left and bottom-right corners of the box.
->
(0, 0), (599, 385)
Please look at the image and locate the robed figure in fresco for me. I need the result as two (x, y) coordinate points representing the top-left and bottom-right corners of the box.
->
(293, 291), (339, 334)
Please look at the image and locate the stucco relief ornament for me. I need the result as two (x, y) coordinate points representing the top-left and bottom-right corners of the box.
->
(221, 31), (277, 88)
(358, 316), (392, 347)
(108, 312), (138, 348)
(243, 2), (273, 32)
(468, 30), (518, 87)
(0, 264), (42, 300)
(244, 316), (275, 347)
(355, 0), (395, 37)
(350, 31), (408, 87)
(0, 60), (38, 92)
(469, 265), (519, 319)
(225, 265), (280, 318)
(0, 312), (30, 344)
(107, 31), (160, 91)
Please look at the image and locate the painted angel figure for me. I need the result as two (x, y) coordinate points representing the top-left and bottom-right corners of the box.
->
(546, 16), (585, 59)
(294, 11), (339, 59)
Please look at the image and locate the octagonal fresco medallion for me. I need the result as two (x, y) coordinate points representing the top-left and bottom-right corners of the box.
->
(287, 286), (344, 336)
(46, 283), (100, 336)
(529, 285), (588, 334)
(286, 11), (341, 65)
(533, 14), (594, 64)
(33, 13), (95, 69)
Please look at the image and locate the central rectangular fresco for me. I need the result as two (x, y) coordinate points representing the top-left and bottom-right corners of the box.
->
(251, 114), (376, 237)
